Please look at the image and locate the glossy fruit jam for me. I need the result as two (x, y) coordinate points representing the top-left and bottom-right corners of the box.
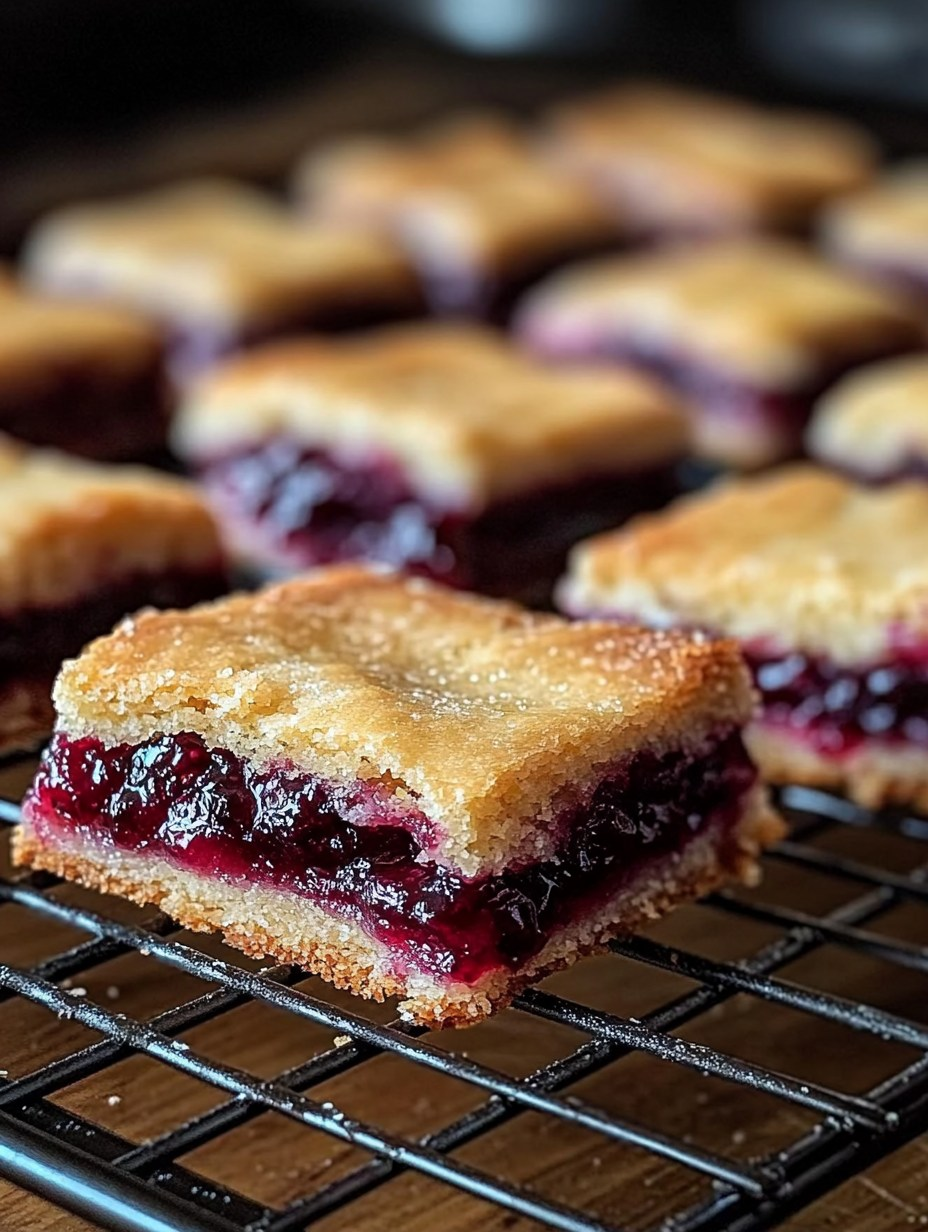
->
(26, 727), (755, 984)
(746, 645), (928, 755)
(198, 438), (679, 603)
(0, 568), (226, 687)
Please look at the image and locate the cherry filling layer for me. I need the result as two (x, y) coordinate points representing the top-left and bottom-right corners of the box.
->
(25, 727), (755, 984)
(198, 437), (679, 601)
(836, 254), (928, 303)
(840, 457), (928, 485)
(522, 328), (917, 448)
(746, 644), (928, 756)
(0, 568), (226, 689)
(412, 236), (616, 322)
(37, 279), (420, 386)
(0, 359), (168, 461)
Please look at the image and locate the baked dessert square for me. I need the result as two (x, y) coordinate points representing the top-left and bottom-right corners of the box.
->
(172, 322), (689, 603)
(0, 437), (225, 750)
(542, 82), (876, 239)
(295, 114), (619, 318)
(0, 283), (168, 460)
(821, 162), (928, 300)
(16, 566), (780, 1027)
(558, 465), (928, 811)
(22, 179), (421, 383)
(516, 239), (924, 468)
(808, 356), (928, 482)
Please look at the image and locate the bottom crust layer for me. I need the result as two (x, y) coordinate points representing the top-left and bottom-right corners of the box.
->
(13, 787), (779, 1028)
(748, 723), (928, 813)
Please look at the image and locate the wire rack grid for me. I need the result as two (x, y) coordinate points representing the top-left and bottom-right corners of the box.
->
(0, 756), (925, 1232)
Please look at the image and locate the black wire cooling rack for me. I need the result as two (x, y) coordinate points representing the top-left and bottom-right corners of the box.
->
(0, 757), (926, 1232)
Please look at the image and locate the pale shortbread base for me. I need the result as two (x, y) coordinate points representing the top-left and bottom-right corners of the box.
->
(13, 785), (779, 1028)
(748, 722), (928, 813)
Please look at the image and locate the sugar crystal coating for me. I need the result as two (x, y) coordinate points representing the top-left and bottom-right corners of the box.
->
(53, 565), (755, 877)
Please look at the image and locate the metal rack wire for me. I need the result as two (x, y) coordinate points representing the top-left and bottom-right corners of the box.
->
(0, 763), (926, 1232)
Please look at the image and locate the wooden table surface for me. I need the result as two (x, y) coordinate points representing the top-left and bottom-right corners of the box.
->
(0, 749), (925, 1232)
(1, 49), (926, 1232)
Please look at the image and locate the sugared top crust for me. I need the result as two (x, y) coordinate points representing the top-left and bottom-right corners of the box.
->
(0, 438), (221, 610)
(0, 287), (163, 385)
(516, 240), (924, 387)
(808, 356), (928, 474)
(543, 83), (876, 232)
(296, 114), (617, 268)
(174, 323), (688, 505)
(559, 465), (928, 664)
(822, 162), (928, 268)
(53, 566), (756, 878)
(22, 179), (418, 327)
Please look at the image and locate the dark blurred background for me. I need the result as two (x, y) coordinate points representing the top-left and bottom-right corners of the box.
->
(3, 0), (928, 248)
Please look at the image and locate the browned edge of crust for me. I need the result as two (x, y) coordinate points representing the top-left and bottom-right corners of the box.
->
(12, 788), (781, 1028)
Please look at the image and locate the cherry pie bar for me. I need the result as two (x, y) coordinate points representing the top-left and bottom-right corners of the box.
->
(542, 82), (876, 239)
(22, 179), (420, 383)
(558, 466), (928, 811)
(16, 567), (780, 1027)
(172, 323), (689, 601)
(821, 162), (928, 300)
(808, 356), (928, 482)
(0, 283), (168, 460)
(516, 239), (924, 468)
(295, 114), (619, 317)
(0, 438), (225, 750)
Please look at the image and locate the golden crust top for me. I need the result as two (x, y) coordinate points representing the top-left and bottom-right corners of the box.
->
(0, 437), (221, 609)
(559, 464), (928, 663)
(809, 355), (928, 473)
(296, 113), (617, 268)
(174, 323), (689, 504)
(23, 179), (418, 327)
(0, 287), (163, 383)
(517, 239), (924, 386)
(822, 162), (928, 265)
(544, 82), (876, 231)
(53, 566), (756, 879)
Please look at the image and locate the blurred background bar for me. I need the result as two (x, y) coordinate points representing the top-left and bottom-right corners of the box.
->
(3, 0), (928, 248)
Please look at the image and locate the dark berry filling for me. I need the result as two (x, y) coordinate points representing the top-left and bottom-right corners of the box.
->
(746, 644), (928, 755)
(165, 296), (422, 384)
(0, 356), (169, 462)
(523, 327), (917, 455)
(25, 727), (755, 983)
(198, 437), (679, 603)
(608, 341), (922, 450)
(839, 457), (928, 486)
(35, 278), (421, 386)
(837, 254), (928, 303)
(0, 568), (227, 690)
(415, 236), (616, 322)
